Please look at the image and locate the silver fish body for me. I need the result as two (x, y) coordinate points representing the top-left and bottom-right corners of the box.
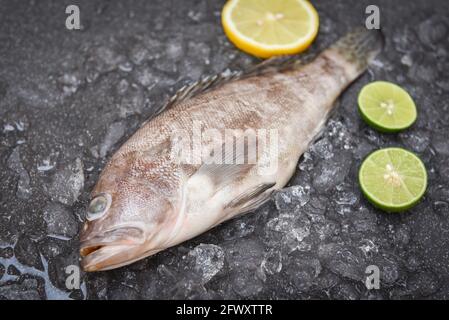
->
(80, 28), (383, 271)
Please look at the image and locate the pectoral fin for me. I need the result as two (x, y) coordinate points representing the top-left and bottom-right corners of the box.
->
(225, 182), (275, 213)
(191, 132), (258, 192)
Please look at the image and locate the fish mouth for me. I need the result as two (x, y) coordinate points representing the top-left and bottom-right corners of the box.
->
(80, 227), (146, 271)
(80, 243), (143, 271)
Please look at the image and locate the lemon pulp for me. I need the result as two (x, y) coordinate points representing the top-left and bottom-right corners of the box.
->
(222, 0), (319, 58)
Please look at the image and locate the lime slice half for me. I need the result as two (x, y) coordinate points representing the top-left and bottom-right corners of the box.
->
(358, 81), (417, 133)
(359, 148), (427, 212)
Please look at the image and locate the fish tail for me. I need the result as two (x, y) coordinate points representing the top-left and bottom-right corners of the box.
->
(330, 27), (384, 75)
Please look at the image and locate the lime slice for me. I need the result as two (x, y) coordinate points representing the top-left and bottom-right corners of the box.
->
(358, 81), (417, 133)
(359, 148), (427, 212)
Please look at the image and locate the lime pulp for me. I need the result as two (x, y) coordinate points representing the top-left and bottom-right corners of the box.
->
(358, 81), (417, 133)
(359, 147), (427, 212)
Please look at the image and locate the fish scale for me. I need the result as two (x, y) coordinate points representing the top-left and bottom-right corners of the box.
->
(79, 28), (384, 271)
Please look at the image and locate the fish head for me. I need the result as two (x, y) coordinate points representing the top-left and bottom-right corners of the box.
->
(79, 154), (179, 271)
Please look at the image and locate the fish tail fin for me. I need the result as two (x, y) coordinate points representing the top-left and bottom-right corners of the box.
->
(329, 27), (384, 76)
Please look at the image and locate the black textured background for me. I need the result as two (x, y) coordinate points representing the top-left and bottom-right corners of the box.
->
(0, 0), (448, 299)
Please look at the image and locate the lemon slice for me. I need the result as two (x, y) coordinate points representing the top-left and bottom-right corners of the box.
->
(359, 148), (427, 212)
(222, 0), (319, 58)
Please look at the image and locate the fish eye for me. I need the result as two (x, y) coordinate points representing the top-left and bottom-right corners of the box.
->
(86, 193), (111, 221)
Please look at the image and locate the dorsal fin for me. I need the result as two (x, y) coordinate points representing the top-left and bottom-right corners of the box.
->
(155, 50), (317, 115)
(160, 69), (243, 113)
(244, 51), (316, 76)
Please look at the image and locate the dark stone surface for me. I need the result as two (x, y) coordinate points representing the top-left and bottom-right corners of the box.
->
(0, 0), (448, 299)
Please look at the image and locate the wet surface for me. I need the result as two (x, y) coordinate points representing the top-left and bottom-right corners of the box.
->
(0, 0), (448, 299)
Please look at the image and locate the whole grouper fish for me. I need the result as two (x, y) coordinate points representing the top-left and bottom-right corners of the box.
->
(80, 28), (383, 271)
